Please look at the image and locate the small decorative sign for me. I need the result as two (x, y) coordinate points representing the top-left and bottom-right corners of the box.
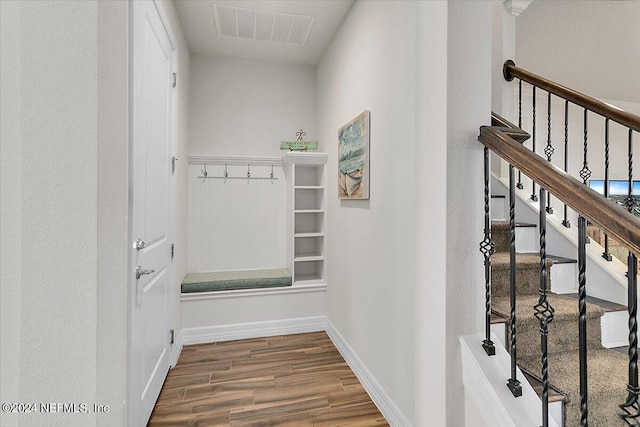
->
(280, 129), (318, 151)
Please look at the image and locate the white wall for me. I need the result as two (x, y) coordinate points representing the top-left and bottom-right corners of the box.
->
(1, 1), (99, 425)
(516, 0), (640, 104)
(446, 2), (491, 426)
(0, 2), (22, 426)
(97, 1), (128, 425)
(318, 3), (490, 425)
(0, 2), (189, 426)
(414, 2), (448, 425)
(318, 1), (419, 422)
(188, 55), (317, 157)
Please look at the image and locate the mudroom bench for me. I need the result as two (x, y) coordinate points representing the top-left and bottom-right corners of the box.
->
(181, 268), (292, 294)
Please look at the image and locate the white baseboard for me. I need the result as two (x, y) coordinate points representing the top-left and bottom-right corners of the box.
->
(324, 319), (412, 427)
(180, 316), (327, 345)
(176, 315), (412, 427)
(171, 329), (184, 366)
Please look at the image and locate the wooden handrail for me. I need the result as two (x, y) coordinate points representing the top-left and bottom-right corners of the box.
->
(503, 60), (640, 133)
(479, 114), (640, 256)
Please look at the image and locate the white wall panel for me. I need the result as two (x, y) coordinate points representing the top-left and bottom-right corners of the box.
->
(188, 159), (286, 273)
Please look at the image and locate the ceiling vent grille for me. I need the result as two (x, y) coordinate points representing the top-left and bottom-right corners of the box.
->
(212, 3), (315, 46)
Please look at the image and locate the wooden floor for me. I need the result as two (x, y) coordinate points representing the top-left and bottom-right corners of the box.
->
(148, 331), (389, 426)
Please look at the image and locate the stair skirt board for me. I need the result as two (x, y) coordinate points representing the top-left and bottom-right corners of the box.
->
(461, 334), (561, 427)
(175, 316), (412, 427)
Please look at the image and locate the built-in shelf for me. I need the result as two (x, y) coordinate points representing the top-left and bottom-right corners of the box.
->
(294, 255), (324, 262)
(294, 186), (324, 190)
(284, 152), (327, 286)
(295, 232), (325, 238)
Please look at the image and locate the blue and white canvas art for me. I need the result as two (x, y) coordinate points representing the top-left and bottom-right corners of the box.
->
(338, 111), (370, 200)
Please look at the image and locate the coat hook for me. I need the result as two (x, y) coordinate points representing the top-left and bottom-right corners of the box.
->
(270, 165), (274, 179)
(247, 164), (251, 178)
(203, 163), (208, 177)
(224, 164), (228, 178)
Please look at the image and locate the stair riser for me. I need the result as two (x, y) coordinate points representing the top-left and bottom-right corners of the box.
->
(493, 225), (539, 253)
(550, 262), (577, 294)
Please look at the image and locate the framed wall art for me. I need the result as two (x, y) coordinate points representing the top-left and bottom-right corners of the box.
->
(338, 110), (370, 200)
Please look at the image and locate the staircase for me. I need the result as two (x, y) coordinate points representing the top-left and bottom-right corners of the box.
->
(491, 219), (629, 426)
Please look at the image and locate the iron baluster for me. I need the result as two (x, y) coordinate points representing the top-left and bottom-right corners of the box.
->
(480, 146), (496, 356)
(603, 118), (612, 261)
(517, 79), (524, 189)
(531, 86), (538, 202)
(545, 92), (554, 213)
(578, 215), (589, 426)
(535, 187), (554, 427)
(562, 100), (571, 228)
(579, 109), (592, 245)
(507, 163), (522, 397)
(620, 128), (640, 423)
(579, 108), (592, 184)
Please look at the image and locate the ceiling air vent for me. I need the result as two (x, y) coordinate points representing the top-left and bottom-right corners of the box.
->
(212, 3), (315, 46)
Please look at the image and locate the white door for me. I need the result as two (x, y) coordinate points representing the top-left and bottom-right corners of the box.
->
(129, 1), (174, 425)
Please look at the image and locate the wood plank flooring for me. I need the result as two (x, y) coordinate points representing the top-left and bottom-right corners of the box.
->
(148, 331), (389, 426)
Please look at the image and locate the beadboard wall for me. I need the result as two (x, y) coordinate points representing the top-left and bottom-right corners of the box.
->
(187, 156), (286, 273)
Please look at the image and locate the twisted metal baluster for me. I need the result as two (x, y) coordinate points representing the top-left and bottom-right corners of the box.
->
(481, 147), (496, 356)
(578, 214), (589, 426)
(562, 100), (571, 228)
(517, 79), (524, 189)
(603, 118), (612, 261)
(507, 163), (522, 397)
(531, 86), (538, 202)
(620, 129), (640, 423)
(545, 92), (555, 214)
(535, 187), (554, 427)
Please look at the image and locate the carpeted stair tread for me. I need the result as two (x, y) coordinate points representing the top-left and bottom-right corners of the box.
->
(489, 216), (631, 425)
(555, 292), (627, 313)
(493, 293), (604, 358)
(491, 252), (553, 297)
(519, 348), (628, 427)
(492, 293), (605, 322)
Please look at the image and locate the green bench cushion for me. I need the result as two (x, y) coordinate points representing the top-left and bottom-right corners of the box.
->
(181, 268), (292, 293)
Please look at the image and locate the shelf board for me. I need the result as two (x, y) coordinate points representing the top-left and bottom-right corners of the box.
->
(294, 209), (324, 214)
(295, 186), (324, 190)
(294, 255), (324, 262)
(294, 232), (325, 238)
(293, 276), (325, 286)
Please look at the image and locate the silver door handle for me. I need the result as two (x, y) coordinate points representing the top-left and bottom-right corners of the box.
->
(134, 239), (146, 250)
(135, 266), (155, 280)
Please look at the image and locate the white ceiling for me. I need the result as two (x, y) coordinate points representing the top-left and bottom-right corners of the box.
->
(174, 0), (355, 66)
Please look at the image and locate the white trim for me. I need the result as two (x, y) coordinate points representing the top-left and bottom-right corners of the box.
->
(282, 151), (328, 165)
(180, 316), (327, 345)
(324, 319), (412, 427)
(171, 329), (183, 366)
(180, 282), (327, 301)
(460, 334), (560, 427)
(503, 0), (533, 17)
(175, 316), (412, 426)
(188, 155), (283, 166)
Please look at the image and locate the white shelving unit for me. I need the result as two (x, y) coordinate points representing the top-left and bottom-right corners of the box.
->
(283, 152), (328, 285)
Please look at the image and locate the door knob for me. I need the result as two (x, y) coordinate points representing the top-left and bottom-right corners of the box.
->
(134, 239), (146, 250)
(135, 266), (155, 280)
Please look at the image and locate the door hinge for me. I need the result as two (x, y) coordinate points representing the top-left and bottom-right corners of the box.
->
(170, 329), (175, 345)
(172, 72), (177, 88)
(171, 243), (175, 260)
(171, 156), (178, 174)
